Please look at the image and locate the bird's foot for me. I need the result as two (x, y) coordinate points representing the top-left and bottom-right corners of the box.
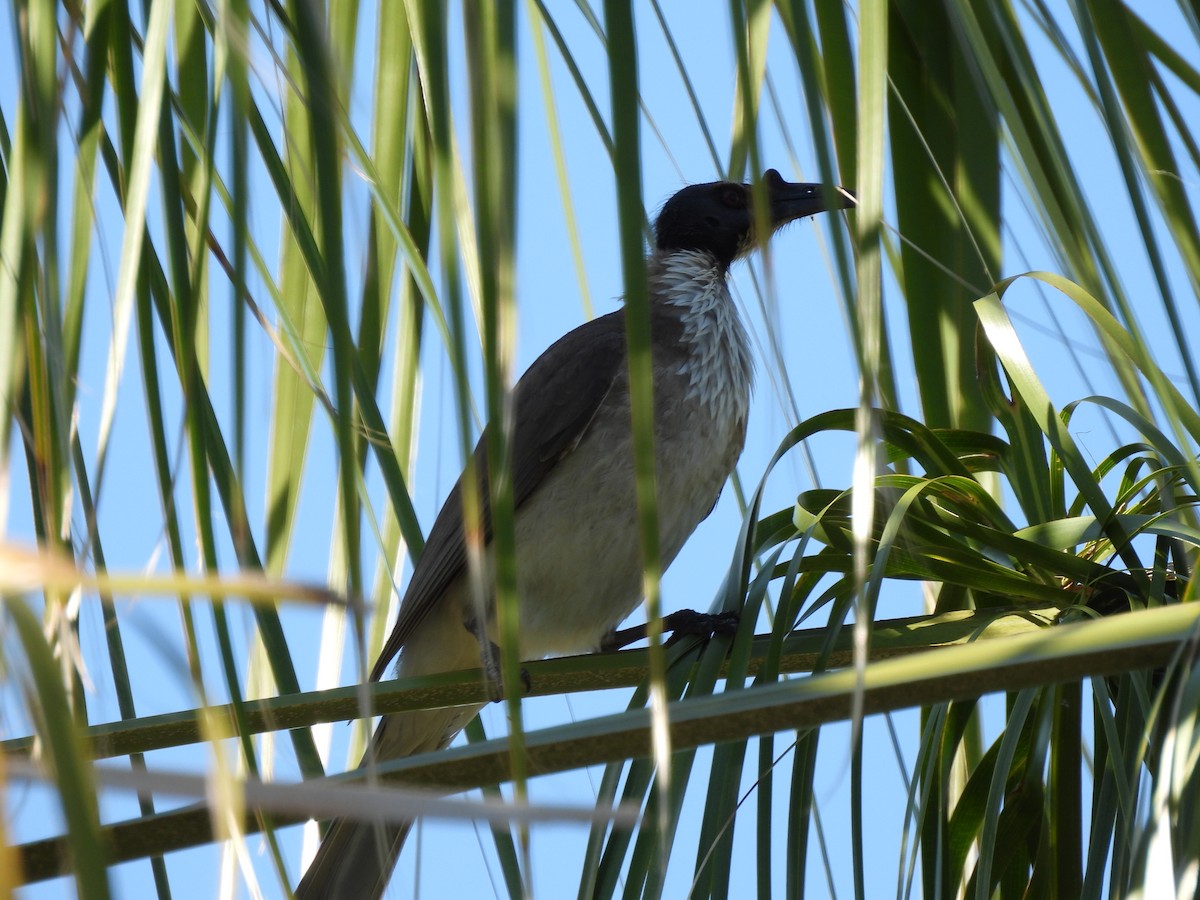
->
(481, 640), (531, 702)
(662, 609), (740, 647)
(484, 669), (532, 703)
(602, 609), (740, 652)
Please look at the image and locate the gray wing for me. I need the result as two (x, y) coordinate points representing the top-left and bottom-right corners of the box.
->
(370, 311), (627, 681)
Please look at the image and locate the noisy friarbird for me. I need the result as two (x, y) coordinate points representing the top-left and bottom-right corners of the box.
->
(296, 169), (854, 898)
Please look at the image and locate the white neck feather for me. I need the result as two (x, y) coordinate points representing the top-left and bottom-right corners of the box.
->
(649, 249), (754, 425)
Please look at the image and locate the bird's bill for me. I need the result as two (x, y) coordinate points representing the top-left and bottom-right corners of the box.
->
(761, 168), (856, 224)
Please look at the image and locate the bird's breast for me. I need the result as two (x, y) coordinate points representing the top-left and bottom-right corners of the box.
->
(506, 284), (753, 658)
(506, 388), (746, 657)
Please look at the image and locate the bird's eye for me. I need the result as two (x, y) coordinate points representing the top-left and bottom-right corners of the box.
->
(705, 214), (721, 228)
(722, 187), (746, 209)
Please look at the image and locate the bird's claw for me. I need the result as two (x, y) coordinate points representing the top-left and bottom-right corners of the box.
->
(481, 641), (532, 701)
(602, 608), (740, 652)
(663, 609), (740, 647)
(485, 667), (531, 703)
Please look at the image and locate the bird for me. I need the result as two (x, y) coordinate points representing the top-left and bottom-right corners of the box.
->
(295, 168), (854, 898)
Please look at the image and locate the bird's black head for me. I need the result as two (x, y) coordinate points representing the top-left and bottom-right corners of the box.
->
(654, 169), (855, 270)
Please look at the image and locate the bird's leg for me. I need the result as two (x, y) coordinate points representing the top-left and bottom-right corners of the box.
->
(465, 618), (531, 702)
(601, 609), (740, 652)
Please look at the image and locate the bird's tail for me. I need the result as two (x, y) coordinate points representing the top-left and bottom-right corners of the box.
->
(295, 702), (483, 899)
(294, 814), (411, 900)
